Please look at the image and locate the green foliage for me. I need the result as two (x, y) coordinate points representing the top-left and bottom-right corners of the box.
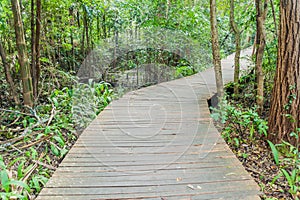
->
(0, 156), (30, 199)
(281, 168), (299, 197)
(211, 98), (268, 144)
(267, 141), (300, 199)
(267, 140), (279, 166)
(175, 59), (196, 78)
(175, 65), (195, 78)
(72, 81), (114, 128)
(215, 89), (299, 199)
(0, 79), (114, 198)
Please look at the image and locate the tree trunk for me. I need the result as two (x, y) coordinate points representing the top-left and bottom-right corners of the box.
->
(270, 0), (278, 37)
(268, 0), (300, 147)
(83, 8), (89, 53)
(102, 11), (107, 39)
(11, 0), (34, 107)
(77, 10), (80, 27)
(166, 0), (170, 19)
(81, 27), (85, 56)
(0, 41), (19, 104)
(210, 0), (223, 98)
(96, 14), (100, 41)
(69, 7), (75, 71)
(255, 0), (268, 115)
(35, 0), (41, 98)
(230, 0), (241, 97)
(30, 0), (37, 97)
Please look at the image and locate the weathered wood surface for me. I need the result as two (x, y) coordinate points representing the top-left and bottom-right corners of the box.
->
(37, 48), (261, 199)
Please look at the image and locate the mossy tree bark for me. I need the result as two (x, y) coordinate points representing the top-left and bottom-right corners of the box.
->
(268, 0), (300, 146)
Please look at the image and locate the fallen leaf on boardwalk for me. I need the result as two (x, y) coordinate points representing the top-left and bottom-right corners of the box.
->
(197, 185), (202, 189)
(176, 177), (182, 181)
(187, 184), (194, 190)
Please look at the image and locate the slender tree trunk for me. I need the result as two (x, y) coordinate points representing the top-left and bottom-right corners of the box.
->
(0, 41), (19, 104)
(255, 0), (268, 114)
(89, 19), (93, 49)
(166, 0), (170, 19)
(69, 7), (75, 71)
(77, 10), (80, 27)
(102, 11), (107, 39)
(11, 0), (34, 107)
(34, 0), (41, 98)
(210, 0), (223, 98)
(230, 0), (241, 96)
(270, 0), (278, 37)
(268, 0), (300, 147)
(252, 35), (257, 57)
(81, 27), (85, 56)
(30, 0), (37, 97)
(97, 14), (100, 41)
(83, 9), (89, 53)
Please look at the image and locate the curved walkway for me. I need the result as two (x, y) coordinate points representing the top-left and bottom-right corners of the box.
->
(37, 48), (260, 199)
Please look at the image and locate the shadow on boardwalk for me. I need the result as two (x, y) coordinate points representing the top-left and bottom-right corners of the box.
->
(37, 48), (261, 200)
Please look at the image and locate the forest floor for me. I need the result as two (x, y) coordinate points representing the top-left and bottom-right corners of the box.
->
(211, 82), (299, 200)
(218, 122), (292, 200)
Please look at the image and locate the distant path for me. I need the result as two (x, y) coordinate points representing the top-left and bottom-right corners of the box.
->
(37, 48), (260, 199)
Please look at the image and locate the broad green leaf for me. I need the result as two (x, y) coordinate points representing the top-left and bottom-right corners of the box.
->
(53, 135), (65, 147)
(9, 180), (30, 192)
(50, 144), (60, 156)
(267, 140), (279, 166)
(0, 170), (10, 192)
(281, 169), (293, 187)
(17, 161), (25, 180)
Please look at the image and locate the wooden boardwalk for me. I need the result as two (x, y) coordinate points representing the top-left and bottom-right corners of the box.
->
(37, 48), (261, 200)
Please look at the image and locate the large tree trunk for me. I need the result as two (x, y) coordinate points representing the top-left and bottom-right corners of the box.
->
(230, 0), (241, 97)
(255, 0), (268, 115)
(210, 0), (223, 98)
(11, 0), (34, 107)
(268, 0), (300, 146)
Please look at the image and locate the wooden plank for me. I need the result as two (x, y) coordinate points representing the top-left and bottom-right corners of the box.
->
(52, 165), (248, 178)
(45, 180), (257, 190)
(37, 192), (261, 200)
(48, 168), (252, 186)
(37, 180), (258, 199)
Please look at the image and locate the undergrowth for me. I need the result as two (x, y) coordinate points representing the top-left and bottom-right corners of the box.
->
(0, 76), (114, 199)
(211, 71), (300, 200)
